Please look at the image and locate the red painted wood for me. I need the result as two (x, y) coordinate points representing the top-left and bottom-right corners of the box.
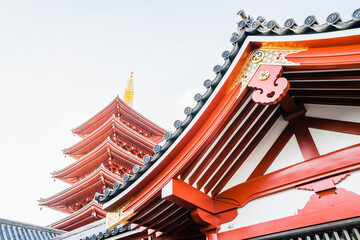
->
(279, 94), (300, 114)
(290, 89), (360, 98)
(156, 214), (190, 237)
(297, 173), (350, 197)
(191, 208), (237, 226)
(290, 81), (360, 89)
(203, 105), (276, 194)
(181, 91), (252, 181)
(294, 117), (320, 160)
(294, 97), (360, 106)
(133, 201), (172, 230)
(162, 179), (235, 214)
(196, 104), (264, 190)
(189, 97), (255, 186)
(248, 65), (289, 105)
(124, 195), (163, 227)
(152, 209), (188, 232)
(306, 117), (360, 135)
(211, 108), (281, 196)
(247, 122), (295, 181)
(215, 144), (360, 211)
(284, 70), (360, 80)
(140, 205), (180, 232)
(218, 194), (360, 240)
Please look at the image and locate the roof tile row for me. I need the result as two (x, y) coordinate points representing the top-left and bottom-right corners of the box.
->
(95, 8), (360, 205)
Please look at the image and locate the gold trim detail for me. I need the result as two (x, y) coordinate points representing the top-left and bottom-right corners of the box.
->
(251, 50), (266, 63)
(259, 70), (270, 81)
(229, 48), (306, 96)
(106, 199), (136, 230)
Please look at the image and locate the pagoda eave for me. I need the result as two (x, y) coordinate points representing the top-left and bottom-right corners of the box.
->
(72, 96), (166, 141)
(51, 201), (106, 231)
(64, 115), (156, 160)
(53, 139), (143, 184)
(39, 166), (121, 213)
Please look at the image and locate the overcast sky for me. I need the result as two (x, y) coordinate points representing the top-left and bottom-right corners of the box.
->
(0, 0), (358, 227)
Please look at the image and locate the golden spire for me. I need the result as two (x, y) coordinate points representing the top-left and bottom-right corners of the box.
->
(123, 72), (134, 107)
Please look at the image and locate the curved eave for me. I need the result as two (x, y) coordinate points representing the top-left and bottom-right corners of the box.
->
(101, 28), (360, 212)
(39, 166), (121, 211)
(72, 96), (167, 140)
(51, 201), (106, 231)
(64, 115), (156, 159)
(53, 139), (143, 183)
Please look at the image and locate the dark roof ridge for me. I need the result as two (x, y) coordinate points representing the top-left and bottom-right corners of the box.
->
(0, 217), (65, 234)
(94, 7), (360, 205)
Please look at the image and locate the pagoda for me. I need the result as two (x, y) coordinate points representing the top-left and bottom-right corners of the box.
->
(39, 73), (166, 231)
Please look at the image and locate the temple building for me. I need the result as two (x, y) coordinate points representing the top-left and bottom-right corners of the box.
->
(39, 73), (166, 232)
(84, 9), (360, 240)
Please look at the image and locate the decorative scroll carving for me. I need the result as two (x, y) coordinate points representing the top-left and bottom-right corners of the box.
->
(296, 173), (360, 216)
(230, 48), (305, 97)
(297, 172), (350, 196)
(248, 65), (289, 105)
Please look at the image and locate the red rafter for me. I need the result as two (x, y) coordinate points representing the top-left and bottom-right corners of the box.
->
(196, 104), (263, 190)
(187, 93), (254, 185)
(295, 117), (320, 160)
(306, 117), (360, 135)
(203, 105), (276, 194)
(247, 122), (295, 181)
(211, 108), (281, 196)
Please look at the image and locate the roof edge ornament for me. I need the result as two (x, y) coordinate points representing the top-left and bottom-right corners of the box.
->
(352, 8), (360, 21)
(94, 8), (360, 209)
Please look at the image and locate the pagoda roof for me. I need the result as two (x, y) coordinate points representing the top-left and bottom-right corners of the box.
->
(90, 10), (360, 239)
(0, 218), (64, 240)
(95, 9), (360, 207)
(53, 138), (143, 184)
(50, 201), (106, 231)
(39, 165), (121, 214)
(71, 95), (166, 143)
(63, 115), (156, 160)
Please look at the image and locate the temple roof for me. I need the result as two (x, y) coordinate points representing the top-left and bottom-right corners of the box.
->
(50, 201), (106, 231)
(0, 218), (64, 240)
(94, 8), (360, 207)
(53, 138), (143, 184)
(63, 115), (156, 159)
(71, 95), (166, 142)
(39, 165), (121, 213)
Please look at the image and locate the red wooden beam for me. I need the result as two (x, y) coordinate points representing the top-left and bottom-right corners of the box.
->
(294, 97), (360, 106)
(290, 81), (360, 89)
(215, 143), (360, 209)
(188, 99), (255, 186)
(218, 190), (360, 240)
(123, 195), (162, 227)
(139, 205), (179, 233)
(203, 105), (275, 194)
(306, 117), (360, 135)
(295, 117), (320, 160)
(211, 108), (281, 196)
(181, 92), (253, 181)
(132, 201), (171, 230)
(247, 122), (296, 181)
(290, 89), (360, 98)
(162, 179), (236, 214)
(284, 70), (360, 80)
(196, 104), (264, 190)
(156, 214), (190, 237)
(152, 208), (188, 232)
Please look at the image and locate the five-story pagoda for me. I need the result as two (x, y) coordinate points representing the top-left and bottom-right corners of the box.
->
(39, 73), (166, 231)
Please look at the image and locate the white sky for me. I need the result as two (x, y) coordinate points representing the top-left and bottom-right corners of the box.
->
(0, 0), (358, 227)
